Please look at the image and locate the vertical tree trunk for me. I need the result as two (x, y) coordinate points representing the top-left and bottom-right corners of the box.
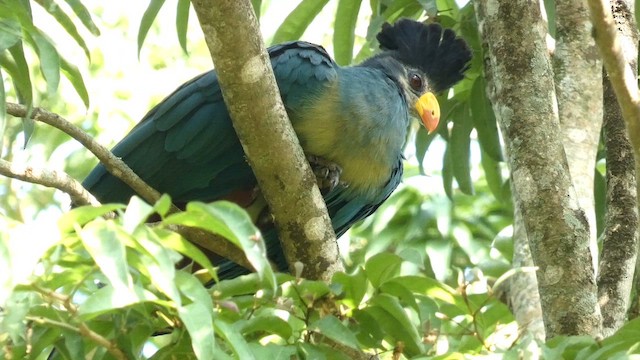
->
(190, 0), (343, 281)
(597, 0), (639, 336)
(553, 0), (603, 272)
(475, 0), (602, 337)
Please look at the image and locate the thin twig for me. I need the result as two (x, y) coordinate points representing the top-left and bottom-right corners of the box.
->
(0, 158), (98, 206)
(32, 285), (128, 360)
(5, 102), (179, 212)
(4, 102), (252, 272)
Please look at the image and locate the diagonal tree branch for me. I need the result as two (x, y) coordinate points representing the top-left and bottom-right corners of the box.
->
(0, 158), (98, 206)
(4, 103), (252, 272)
(190, 0), (343, 281)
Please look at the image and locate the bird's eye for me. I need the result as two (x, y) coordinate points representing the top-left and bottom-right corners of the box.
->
(409, 73), (423, 91)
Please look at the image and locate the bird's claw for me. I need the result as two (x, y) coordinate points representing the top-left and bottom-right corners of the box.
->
(307, 155), (343, 194)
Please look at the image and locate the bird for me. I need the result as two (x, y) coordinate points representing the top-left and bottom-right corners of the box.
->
(82, 19), (472, 279)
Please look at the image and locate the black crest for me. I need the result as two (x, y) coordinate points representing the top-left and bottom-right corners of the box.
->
(377, 19), (472, 92)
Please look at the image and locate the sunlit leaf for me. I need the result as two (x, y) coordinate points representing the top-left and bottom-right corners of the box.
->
(122, 196), (154, 233)
(165, 201), (276, 291)
(333, 0), (363, 65)
(60, 55), (89, 107)
(63, 0), (100, 35)
(156, 228), (217, 282)
(34, 0), (91, 58)
(80, 220), (133, 293)
(58, 204), (123, 233)
(29, 30), (60, 94)
(365, 252), (402, 288)
(178, 303), (215, 360)
(0, 18), (21, 51)
(0, 68), (5, 147)
(78, 284), (161, 318)
(332, 269), (368, 307)
(138, 0), (166, 57)
(271, 0), (330, 44)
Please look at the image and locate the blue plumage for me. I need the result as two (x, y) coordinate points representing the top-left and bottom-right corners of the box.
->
(83, 20), (471, 279)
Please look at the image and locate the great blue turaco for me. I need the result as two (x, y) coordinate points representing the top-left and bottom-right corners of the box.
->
(83, 18), (472, 279)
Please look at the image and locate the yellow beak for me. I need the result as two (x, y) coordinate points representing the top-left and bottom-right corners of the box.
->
(415, 92), (440, 134)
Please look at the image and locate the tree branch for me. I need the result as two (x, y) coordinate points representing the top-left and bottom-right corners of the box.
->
(4, 103), (252, 273)
(5, 102), (175, 210)
(190, 0), (343, 281)
(0, 158), (98, 206)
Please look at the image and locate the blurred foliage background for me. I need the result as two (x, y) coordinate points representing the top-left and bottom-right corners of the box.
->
(2, 0), (626, 359)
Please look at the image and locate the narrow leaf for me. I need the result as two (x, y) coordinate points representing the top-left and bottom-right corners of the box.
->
(449, 103), (474, 194)
(34, 0), (90, 58)
(138, 0), (166, 57)
(470, 76), (503, 161)
(251, 0), (262, 19)
(271, 0), (330, 44)
(333, 0), (363, 65)
(176, 0), (190, 54)
(157, 228), (217, 282)
(60, 55), (89, 107)
(63, 0), (100, 35)
(29, 30), (60, 94)
(0, 68), (5, 148)
(481, 148), (504, 202)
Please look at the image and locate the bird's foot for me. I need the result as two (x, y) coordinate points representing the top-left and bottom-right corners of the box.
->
(307, 155), (342, 194)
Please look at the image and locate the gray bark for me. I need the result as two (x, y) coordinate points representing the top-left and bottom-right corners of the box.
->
(475, 0), (601, 338)
(190, 0), (343, 281)
(597, 0), (639, 337)
(553, 0), (603, 272)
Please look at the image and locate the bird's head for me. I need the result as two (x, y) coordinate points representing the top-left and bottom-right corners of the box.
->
(363, 19), (472, 133)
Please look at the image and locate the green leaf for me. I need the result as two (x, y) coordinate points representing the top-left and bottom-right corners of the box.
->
(157, 228), (217, 282)
(0, 68), (5, 148)
(470, 77), (503, 161)
(176, 271), (213, 310)
(6, 42), (33, 108)
(449, 103), (474, 194)
(332, 269), (368, 307)
(271, 0), (330, 44)
(310, 315), (360, 350)
(29, 30), (60, 94)
(389, 276), (463, 308)
(365, 251), (402, 288)
(238, 315), (293, 339)
(251, 0), (262, 19)
(78, 284), (161, 318)
(544, 0), (556, 38)
(176, 0), (190, 53)
(333, 0), (363, 65)
(58, 204), (123, 233)
(34, 0), (90, 58)
(138, 0), (166, 57)
(481, 147), (504, 201)
(135, 227), (181, 304)
(60, 55), (89, 107)
(215, 320), (255, 360)
(154, 193), (172, 218)
(79, 220), (133, 293)
(122, 196), (154, 233)
(367, 293), (424, 356)
(0, 18), (21, 52)
(165, 201), (276, 291)
(63, 0), (100, 35)
(442, 140), (454, 199)
(178, 303), (215, 360)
